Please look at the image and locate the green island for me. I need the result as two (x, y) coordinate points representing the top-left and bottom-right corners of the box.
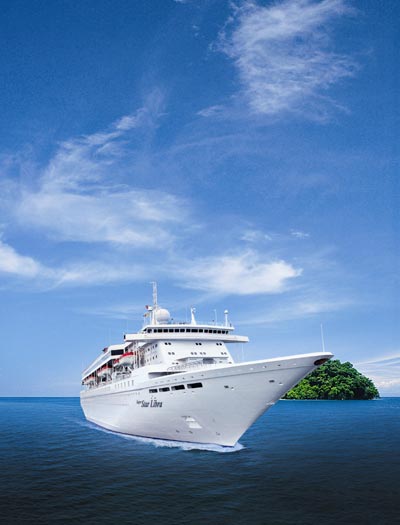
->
(284, 359), (379, 400)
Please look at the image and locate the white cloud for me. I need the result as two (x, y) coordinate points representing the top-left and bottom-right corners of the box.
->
(114, 115), (140, 131)
(0, 237), (305, 293)
(17, 188), (184, 247)
(177, 251), (301, 295)
(240, 229), (272, 242)
(219, 0), (356, 119)
(291, 229), (310, 239)
(355, 354), (400, 396)
(197, 105), (226, 118)
(239, 297), (351, 325)
(12, 96), (187, 248)
(0, 240), (42, 278)
(1, 93), (320, 293)
(0, 239), (144, 285)
(53, 261), (147, 286)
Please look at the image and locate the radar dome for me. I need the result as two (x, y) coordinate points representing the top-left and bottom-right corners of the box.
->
(155, 308), (171, 323)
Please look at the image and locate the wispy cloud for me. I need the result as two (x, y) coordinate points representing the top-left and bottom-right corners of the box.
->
(0, 239), (148, 286)
(0, 236), (305, 295)
(0, 93), (338, 298)
(10, 93), (187, 248)
(17, 188), (184, 247)
(291, 229), (310, 239)
(218, 0), (357, 120)
(0, 239), (43, 278)
(197, 104), (226, 118)
(238, 296), (352, 325)
(176, 251), (301, 295)
(240, 229), (272, 243)
(355, 354), (400, 395)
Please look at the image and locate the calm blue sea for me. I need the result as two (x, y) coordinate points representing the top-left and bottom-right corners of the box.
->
(1, 397), (399, 525)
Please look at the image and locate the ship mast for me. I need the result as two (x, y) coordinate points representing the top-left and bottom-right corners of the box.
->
(150, 281), (158, 324)
(151, 281), (158, 309)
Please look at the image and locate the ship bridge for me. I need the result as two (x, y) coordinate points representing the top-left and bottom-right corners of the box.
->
(124, 324), (248, 344)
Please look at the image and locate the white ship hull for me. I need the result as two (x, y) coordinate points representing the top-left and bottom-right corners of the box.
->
(80, 352), (330, 446)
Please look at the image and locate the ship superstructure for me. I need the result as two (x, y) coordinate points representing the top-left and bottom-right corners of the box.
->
(80, 285), (332, 446)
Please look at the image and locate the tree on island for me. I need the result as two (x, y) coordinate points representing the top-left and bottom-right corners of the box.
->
(284, 359), (379, 400)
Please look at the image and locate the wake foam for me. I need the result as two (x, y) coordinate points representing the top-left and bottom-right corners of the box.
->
(79, 419), (244, 453)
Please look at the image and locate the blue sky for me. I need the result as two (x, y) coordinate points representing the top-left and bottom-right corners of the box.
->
(0, 0), (398, 396)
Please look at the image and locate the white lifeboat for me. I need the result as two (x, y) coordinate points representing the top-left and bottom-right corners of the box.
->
(97, 367), (111, 378)
(115, 351), (136, 366)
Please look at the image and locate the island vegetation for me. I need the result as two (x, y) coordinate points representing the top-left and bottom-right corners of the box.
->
(284, 359), (379, 400)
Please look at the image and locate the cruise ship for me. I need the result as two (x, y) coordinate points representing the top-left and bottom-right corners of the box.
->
(80, 285), (333, 446)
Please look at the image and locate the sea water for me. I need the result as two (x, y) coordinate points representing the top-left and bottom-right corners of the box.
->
(1, 397), (399, 524)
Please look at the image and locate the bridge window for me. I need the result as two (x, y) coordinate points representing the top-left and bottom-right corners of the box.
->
(187, 382), (203, 389)
(172, 385), (185, 391)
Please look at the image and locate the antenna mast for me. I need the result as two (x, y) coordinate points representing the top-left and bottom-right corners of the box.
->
(151, 281), (158, 309)
(224, 310), (229, 327)
(190, 307), (197, 325)
(320, 323), (326, 353)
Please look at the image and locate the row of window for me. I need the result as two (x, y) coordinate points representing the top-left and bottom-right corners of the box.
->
(160, 342), (224, 347)
(115, 380), (135, 389)
(149, 382), (203, 393)
(146, 328), (229, 334)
